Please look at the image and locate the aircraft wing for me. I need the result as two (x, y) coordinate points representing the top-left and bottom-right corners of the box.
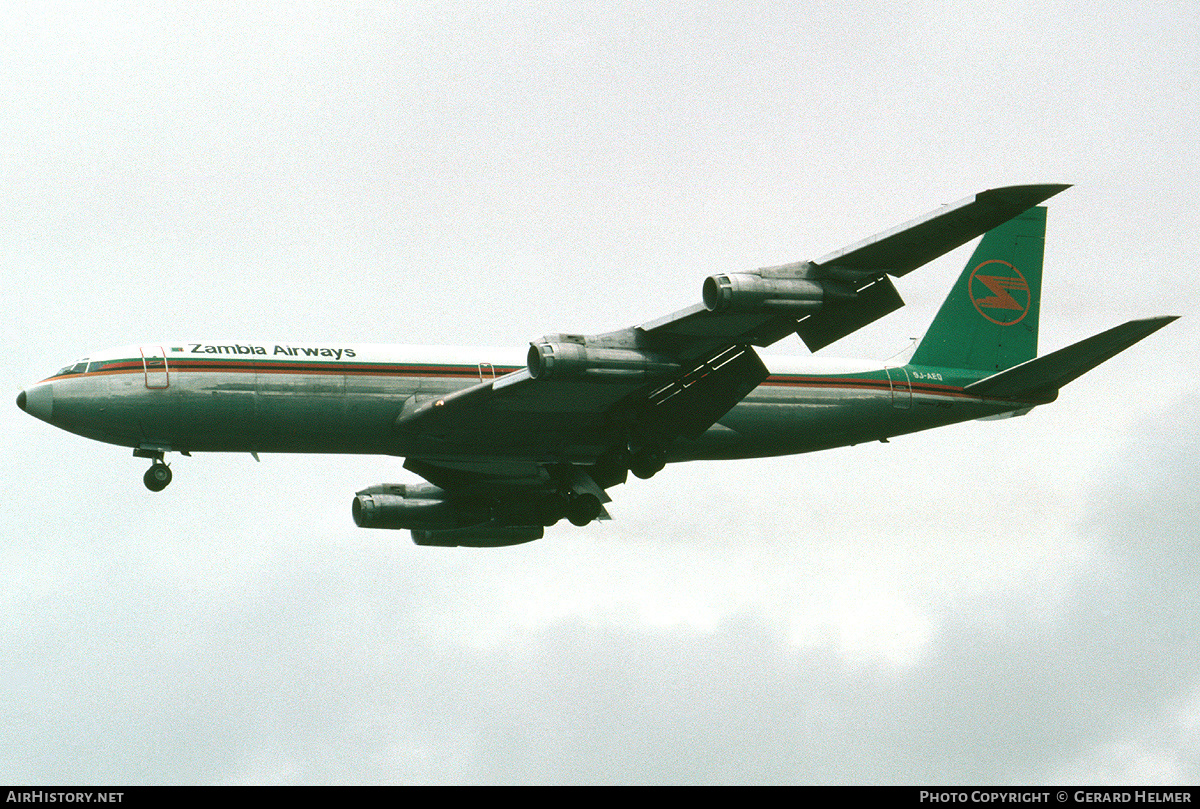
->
(391, 185), (1069, 542)
(641, 184), (1071, 353)
(395, 341), (768, 462)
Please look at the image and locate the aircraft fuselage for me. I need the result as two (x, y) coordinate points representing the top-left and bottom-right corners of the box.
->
(20, 341), (1026, 465)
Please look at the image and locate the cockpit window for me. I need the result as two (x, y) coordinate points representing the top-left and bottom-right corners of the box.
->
(56, 360), (90, 377)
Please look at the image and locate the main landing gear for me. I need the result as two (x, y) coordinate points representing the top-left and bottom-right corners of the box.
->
(628, 448), (666, 480)
(134, 447), (173, 492)
(533, 490), (603, 527)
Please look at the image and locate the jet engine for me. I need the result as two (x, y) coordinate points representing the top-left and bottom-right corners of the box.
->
(352, 483), (546, 547)
(352, 483), (490, 531)
(527, 341), (680, 380)
(702, 273), (855, 314)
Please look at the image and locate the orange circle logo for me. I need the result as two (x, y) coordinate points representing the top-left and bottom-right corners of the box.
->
(968, 260), (1030, 326)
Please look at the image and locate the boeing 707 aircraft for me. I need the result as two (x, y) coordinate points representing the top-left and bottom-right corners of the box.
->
(17, 185), (1176, 546)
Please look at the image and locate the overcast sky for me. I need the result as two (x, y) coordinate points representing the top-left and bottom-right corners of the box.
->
(3, 0), (1197, 785)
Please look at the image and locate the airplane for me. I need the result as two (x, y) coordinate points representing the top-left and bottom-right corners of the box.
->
(17, 185), (1176, 547)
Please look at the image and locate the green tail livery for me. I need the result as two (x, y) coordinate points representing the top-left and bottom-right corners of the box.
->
(909, 204), (1173, 405)
(911, 206), (1046, 374)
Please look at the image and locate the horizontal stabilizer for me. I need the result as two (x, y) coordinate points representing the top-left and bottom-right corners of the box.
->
(964, 316), (1178, 400)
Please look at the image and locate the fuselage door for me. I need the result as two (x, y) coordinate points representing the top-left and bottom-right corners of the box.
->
(141, 345), (170, 389)
(885, 366), (911, 409)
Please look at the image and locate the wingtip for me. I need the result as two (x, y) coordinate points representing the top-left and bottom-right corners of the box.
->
(981, 183), (1072, 207)
(1110, 315), (1179, 343)
(1132, 314), (1180, 325)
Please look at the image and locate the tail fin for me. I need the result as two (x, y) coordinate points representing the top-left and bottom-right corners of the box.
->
(910, 206), (1046, 372)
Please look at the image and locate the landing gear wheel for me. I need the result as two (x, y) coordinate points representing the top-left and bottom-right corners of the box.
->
(629, 450), (666, 480)
(143, 463), (172, 492)
(566, 493), (602, 527)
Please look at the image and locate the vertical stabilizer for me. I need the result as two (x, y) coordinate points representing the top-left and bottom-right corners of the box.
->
(910, 206), (1046, 372)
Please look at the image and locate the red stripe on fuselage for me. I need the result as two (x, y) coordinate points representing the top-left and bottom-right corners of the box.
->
(762, 374), (971, 399)
(48, 360), (977, 401)
(46, 358), (527, 382)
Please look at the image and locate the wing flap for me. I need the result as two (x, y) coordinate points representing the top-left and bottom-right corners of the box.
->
(793, 275), (905, 352)
(632, 344), (769, 440)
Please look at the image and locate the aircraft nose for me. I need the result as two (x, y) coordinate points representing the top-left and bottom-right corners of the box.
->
(18, 383), (53, 423)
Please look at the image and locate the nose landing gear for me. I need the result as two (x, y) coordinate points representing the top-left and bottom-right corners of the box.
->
(143, 462), (172, 492)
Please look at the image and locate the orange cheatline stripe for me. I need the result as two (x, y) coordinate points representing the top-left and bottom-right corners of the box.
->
(51, 360), (990, 401)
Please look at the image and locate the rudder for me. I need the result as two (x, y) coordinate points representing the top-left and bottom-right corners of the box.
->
(910, 206), (1046, 372)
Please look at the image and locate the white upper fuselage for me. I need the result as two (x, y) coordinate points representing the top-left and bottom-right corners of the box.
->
(76, 341), (889, 375)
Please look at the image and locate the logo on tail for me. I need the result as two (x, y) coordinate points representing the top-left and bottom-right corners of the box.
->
(969, 260), (1030, 326)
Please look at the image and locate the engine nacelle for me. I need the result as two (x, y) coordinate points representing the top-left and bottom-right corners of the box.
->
(412, 525), (544, 548)
(352, 483), (490, 531)
(702, 273), (854, 314)
(527, 341), (681, 380)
